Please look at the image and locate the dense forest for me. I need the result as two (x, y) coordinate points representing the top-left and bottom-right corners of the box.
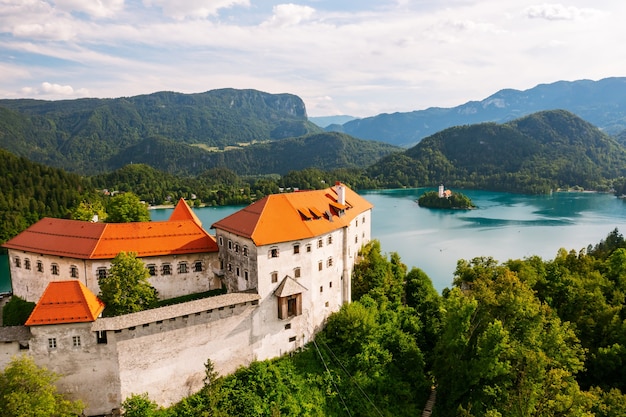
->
(0, 148), (93, 244)
(112, 230), (626, 416)
(367, 110), (626, 193)
(107, 131), (400, 176)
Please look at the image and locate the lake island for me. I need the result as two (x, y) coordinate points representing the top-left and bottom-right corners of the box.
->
(417, 185), (476, 209)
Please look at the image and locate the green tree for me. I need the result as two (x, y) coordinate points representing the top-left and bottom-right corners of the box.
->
(122, 393), (163, 417)
(105, 192), (150, 223)
(434, 265), (590, 417)
(2, 296), (36, 326)
(0, 356), (84, 417)
(352, 240), (404, 303)
(98, 251), (158, 316)
(70, 199), (107, 222)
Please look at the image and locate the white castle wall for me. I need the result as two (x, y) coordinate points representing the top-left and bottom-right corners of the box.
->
(27, 322), (121, 414)
(7, 251), (219, 304)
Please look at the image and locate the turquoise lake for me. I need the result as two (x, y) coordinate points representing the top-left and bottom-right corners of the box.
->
(151, 188), (626, 293)
(2, 189), (622, 296)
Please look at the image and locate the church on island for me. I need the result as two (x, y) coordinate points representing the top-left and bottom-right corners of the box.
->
(0, 182), (373, 416)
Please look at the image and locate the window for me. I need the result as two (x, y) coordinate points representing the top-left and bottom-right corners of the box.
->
(278, 293), (302, 319)
(327, 257), (333, 267)
(228, 240), (233, 250)
(320, 286), (323, 293)
(72, 336), (81, 347)
(362, 216), (366, 224)
(327, 235), (333, 245)
(318, 261), (323, 271)
(289, 336), (297, 342)
(36, 261), (44, 273)
(285, 323), (291, 330)
(329, 281), (333, 288)
(70, 265), (79, 278)
(244, 270), (249, 281)
(48, 338), (57, 349)
(236, 267), (240, 277)
(270, 248), (279, 258)
(220, 259), (224, 270)
(293, 244), (300, 254)
(227, 263), (232, 272)
(24, 258), (31, 270)
(97, 267), (107, 279)
(294, 267), (301, 278)
(243, 246), (249, 257)
(147, 264), (157, 276)
(218, 236), (223, 246)
(235, 244), (240, 253)
(355, 235), (358, 244)
(51, 263), (59, 275)
(194, 261), (203, 272)
(271, 272), (278, 283)
(14, 256), (21, 268)
(97, 331), (107, 344)
(317, 239), (323, 248)
(306, 245), (312, 253)
(178, 262), (188, 274)
(162, 263), (172, 275)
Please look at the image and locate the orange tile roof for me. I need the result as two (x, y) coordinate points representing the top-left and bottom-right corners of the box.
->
(169, 198), (203, 226)
(212, 183), (373, 246)
(3, 200), (218, 259)
(25, 281), (105, 326)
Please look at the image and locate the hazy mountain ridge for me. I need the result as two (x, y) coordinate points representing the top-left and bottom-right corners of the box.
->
(367, 110), (626, 193)
(336, 77), (626, 147)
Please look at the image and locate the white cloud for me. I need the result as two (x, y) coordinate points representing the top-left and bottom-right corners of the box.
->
(28, 82), (90, 97)
(53, 0), (125, 18)
(262, 3), (315, 27)
(12, 21), (77, 41)
(525, 3), (599, 21)
(142, 0), (249, 20)
(0, 0), (625, 116)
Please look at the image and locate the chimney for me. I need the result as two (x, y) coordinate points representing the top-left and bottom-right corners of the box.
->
(335, 182), (346, 205)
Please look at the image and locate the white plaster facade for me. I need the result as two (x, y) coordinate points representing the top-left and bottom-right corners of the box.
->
(7, 252), (219, 304)
(215, 207), (372, 361)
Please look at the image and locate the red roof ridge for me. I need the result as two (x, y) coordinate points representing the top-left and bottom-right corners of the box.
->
(169, 198), (202, 226)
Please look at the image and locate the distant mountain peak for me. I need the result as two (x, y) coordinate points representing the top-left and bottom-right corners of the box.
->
(340, 77), (626, 147)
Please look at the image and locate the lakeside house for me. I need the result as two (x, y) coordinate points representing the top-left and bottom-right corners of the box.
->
(0, 182), (372, 416)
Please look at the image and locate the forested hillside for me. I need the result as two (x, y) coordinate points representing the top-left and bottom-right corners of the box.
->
(0, 89), (322, 174)
(107, 132), (399, 176)
(336, 77), (626, 146)
(367, 110), (626, 193)
(0, 149), (92, 243)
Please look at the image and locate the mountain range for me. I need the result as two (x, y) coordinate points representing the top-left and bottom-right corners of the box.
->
(0, 89), (397, 176)
(330, 77), (626, 147)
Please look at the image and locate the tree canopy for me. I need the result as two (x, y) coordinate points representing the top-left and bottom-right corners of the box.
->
(0, 356), (84, 417)
(105, 192), (151, 223)
(98, 251), (158, 316)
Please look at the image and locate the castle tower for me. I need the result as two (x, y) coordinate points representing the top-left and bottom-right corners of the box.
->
(438, 184), (444, 198)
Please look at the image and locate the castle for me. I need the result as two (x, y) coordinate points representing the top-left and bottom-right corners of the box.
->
(0, 182), (373, 416)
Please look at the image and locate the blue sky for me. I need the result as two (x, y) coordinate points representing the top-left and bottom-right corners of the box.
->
(1, 0), (624, 117)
